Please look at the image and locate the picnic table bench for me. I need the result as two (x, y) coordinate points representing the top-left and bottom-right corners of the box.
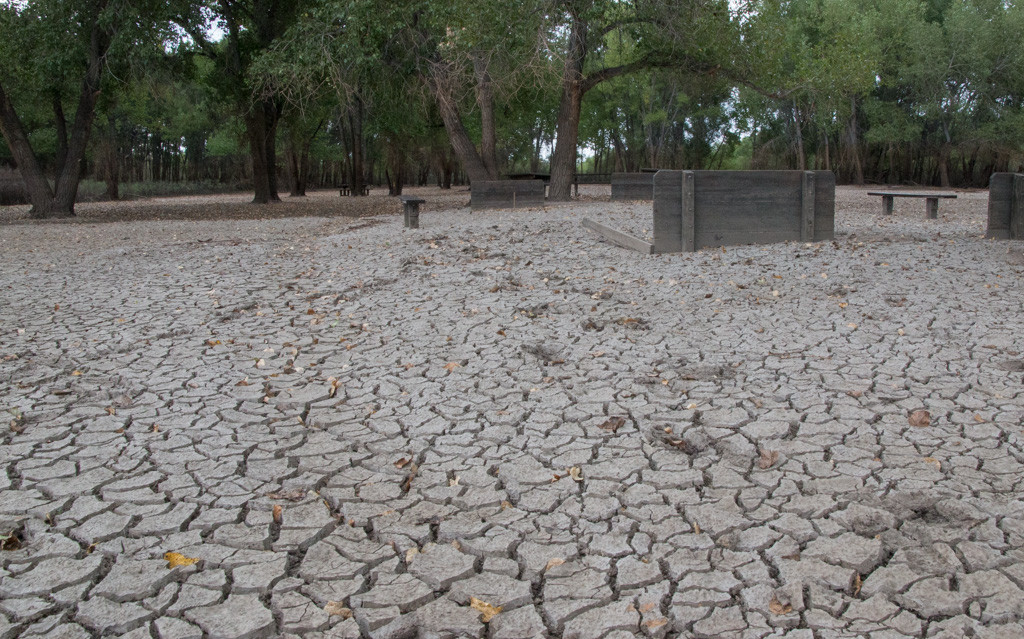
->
(339, 184), (370, 197)
(867, 190), (957, 219)
(400, 195), (425, 228)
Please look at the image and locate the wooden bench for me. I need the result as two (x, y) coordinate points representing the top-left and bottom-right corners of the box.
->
(339, 185), (370, 197)
(400, 195), (425, 228)
(867, 191), (957, 219)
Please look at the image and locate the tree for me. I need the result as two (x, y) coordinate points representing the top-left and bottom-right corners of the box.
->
(0, 0), (176, 217)
(175, 0), (300, 203)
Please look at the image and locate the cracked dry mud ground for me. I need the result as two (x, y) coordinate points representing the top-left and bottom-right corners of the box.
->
(1, 186), (1022, 639)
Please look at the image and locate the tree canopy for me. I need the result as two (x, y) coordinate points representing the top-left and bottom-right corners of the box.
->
(2, 0), (1023, 216)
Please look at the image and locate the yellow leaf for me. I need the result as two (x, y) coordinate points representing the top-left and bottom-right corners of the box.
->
(470, 597), (502, 623)
(444, 362), (461, 371)
(405, 548), (419, 563)
(768, 595), (793, 615)
(71, 370), (82, 376)
(324, 602), (352, 618)
(568, 466), (582, 482)
(164, 552), (199, 568)
(544, 557), (565, 572)
(272, 505), (283, 524)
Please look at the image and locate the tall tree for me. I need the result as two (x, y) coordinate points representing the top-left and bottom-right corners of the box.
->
(0, 0), (174, 217)
(175, 0), (300, 203)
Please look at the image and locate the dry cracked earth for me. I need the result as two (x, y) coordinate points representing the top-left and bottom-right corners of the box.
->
(1, 186), (1023, 639)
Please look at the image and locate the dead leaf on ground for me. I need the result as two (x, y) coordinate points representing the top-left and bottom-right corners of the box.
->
(266, 490), (306, 501)
(235, 377), (250, 386)
(908, 410), (931, 427)
(768, 595), (793, 615)
(597, 416), (626, 432)
(846, 390), (863, 398)
(568, 466), (583, 482)
(639, 602), (658, 613)
(324, 601), (352, 618)
(544, 557), (565, 572)
(394, 457), (412, 469)
(923, 457), (941, 471)
(443, 361), (461, 371)
(164, 552), (200, 568)
(758, 449), (780, 470)
(470, 597), (502, 623)
(272, 505), (283, 524)
(405, 548), (420, 563)
(0, 531), (22, 551)
(644, 618), (669, 630)
(449, 475), (460, 487)
(853, 573), (862, 596)
(327, 377), (341, 398)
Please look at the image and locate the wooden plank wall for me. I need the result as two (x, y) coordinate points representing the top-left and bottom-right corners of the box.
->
(987, 173), (1023, 240)
(471, 180), (546, 211)
(611, 173), (655, 201)
(652, 170), (835, 253)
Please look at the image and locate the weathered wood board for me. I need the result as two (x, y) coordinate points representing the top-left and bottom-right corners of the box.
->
(987, 173), (1024, 240)
(611, 173), (654, 201)
(652, 170), (835, 253)
(471, 180), (546, 211)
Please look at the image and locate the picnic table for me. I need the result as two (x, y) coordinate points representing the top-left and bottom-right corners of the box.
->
(867, 190), (957, 219)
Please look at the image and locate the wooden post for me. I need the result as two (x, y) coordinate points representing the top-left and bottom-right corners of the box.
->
(882, 195), (894, 215)
(801, 171), (816, 241)
(652, 170), (683, 253)
(1014, 175), (1024, 240)
(681, 171), (695, 252)
(926, 197), (939, 219)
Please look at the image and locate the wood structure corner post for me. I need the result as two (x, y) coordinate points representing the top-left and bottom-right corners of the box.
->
(1013, 174), (1024, 240)
(801, 171), (816, 241)
(682, 171), (695, 252)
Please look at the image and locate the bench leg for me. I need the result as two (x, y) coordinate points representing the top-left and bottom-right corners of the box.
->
(403, 204), (420, 229)
(882, 195), (894, 215)
(926, 198), (938, 219)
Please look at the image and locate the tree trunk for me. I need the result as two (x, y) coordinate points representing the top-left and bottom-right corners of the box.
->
(549, 12), (588, 201)
(428, 60), (493, 185)
(347, 97), (366, 196)
(102, 117), (120, 200)
(472, 53), (498, 177)
(247, 98), (281, 204)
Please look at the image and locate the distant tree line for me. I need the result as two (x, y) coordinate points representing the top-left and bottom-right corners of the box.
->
(1, 0), (1022, 217)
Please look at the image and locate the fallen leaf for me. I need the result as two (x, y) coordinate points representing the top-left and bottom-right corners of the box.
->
(470, 597), (502, 623)
(846, 390), (863, 398)
(323, 602), (352, 618)
(443, 362), (461, 371)
(255, 359), (266, 368)
(151, 424), (160, 433)
(71, 370), (82, 376)
(206, 339), (221, 347)
(768, 595), (793, 615)
(544, 557), (565, 572)
(500, 501), (512, 510)
(394, 457), (411, 469)
(640, 602), (658, 613)
(597, 416), (626, 432)
(908, 410), (931, 427)
(693, 522), (701, 535)
(272, 505), (283, 524)
(266, 490), (306, 501)
(974, 414), (985, 423)
(0, 530), (22, 551)
(781, 553), (801, 560)
(327, 377), (341, 398)
(405, 548), (419, 563)
(923, 457), (941, 470)
(758, 449), (780, 470)
(235, 378), (250, 386)
(164, 552), (199, 568)
(568, 466), (582, 482)
(644, 619), (668, 630)
(853, 573), (862, 596)
(449, 475), (460, 487)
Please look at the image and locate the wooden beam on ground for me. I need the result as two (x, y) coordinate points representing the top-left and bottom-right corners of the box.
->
(582, 218), (654, 254)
